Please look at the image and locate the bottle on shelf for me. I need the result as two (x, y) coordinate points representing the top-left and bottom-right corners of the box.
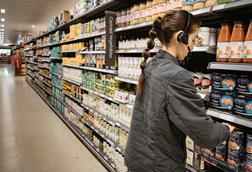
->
(216, 23), (232, 62)
(229, 21), (245, 63)
(243, 20), (252, 63)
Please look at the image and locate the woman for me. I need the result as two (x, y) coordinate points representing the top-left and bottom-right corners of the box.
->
(125, 10), (234, 172)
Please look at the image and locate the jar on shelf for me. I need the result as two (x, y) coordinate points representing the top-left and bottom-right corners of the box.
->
(243, 19), (252, 63)
(229, 21), (245, 63)
(233, 94), (252, 116)
(217, 23), (232, 62)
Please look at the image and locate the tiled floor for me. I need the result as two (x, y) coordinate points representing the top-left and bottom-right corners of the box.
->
(0, 64), (108, 172)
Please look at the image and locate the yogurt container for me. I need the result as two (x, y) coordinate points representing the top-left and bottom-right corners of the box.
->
(212, 73), (236, 91)
(233, 94), (252, 116)
(236, 75), (252, 95)
(211, 90), (235, 110)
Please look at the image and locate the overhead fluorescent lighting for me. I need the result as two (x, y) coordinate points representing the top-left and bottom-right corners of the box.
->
(1, 18), (5, 22)
(0, 9), (5, 14)
(32, 25), (35, 28)
(1, 24), (4, 27)
(0, 28), (4, 31)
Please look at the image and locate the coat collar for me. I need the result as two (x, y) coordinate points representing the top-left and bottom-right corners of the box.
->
(155, 49), (179, 65)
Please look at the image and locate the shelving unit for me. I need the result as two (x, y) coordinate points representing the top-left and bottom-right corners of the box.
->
(23, 1), (252, 172)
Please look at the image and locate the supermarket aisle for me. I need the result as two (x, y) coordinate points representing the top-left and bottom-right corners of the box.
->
(0, 64), (107, 172)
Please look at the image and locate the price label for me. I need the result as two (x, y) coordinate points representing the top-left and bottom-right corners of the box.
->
(104, 156), (108, 161)
(116, 122), (120, 126)
(96, 148), (100, 152)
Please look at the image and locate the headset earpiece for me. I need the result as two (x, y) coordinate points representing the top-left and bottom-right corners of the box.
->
(177, 11), (190, 45)
(177, 32), (188, 44)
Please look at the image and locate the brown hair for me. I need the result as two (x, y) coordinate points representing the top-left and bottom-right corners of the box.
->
(136, 10), (200, 96)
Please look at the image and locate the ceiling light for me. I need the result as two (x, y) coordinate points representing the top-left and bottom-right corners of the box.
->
(0, 28), (4, 31)
(0, 9), (5, 14)
(1, 18), (5, 22)
(32, 25), (35, 28)
(1, 24), (4, 27)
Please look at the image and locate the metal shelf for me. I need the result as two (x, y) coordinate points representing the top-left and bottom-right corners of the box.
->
(115, 21), (152, 32)
(81, 87), (120, 105)
(114, 48), (158, 54)
(26, 79), (117, 172)
(80, 66), (118, 75)
(79, 51), (106, 54)
(115, 121), (130, 133)
(60, 31), (106, 45)
(27, 61), (37, 65)
(27, 73), (35, 79)
(81, 103), (116, 127)
(114, 76), (138, 85)
(191, 7), (212, 16)
(65, 104), (83, 118)
(38, 66), (50, 70)
(62, 64), (118, 75)
(206, 108), (252, 128)
(64, 93), (82, 104)
(26, 66), (34, 71)
(62, 64), (83, 70)
(25, 54), (34, 57)
(207, 62), (252, 72)
(38, 72), (52, 79)
(37, 79), (52, 88)
(192, 46), (216, 54)
(212, 0), (252, 12)
(34, 80), (52, 96)
(61, 50), (79, 53)
(114, 46), (215, 54)
(62, 78), (82, 86)
(81, 119), (125, 155)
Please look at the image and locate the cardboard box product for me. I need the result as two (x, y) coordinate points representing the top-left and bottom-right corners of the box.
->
(60, 10), (71, 24)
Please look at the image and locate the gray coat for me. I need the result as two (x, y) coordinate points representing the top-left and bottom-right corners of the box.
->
(125, 49), (229, 172)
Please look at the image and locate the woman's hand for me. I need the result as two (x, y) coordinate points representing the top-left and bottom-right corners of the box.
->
(223, 122), (235, 133)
